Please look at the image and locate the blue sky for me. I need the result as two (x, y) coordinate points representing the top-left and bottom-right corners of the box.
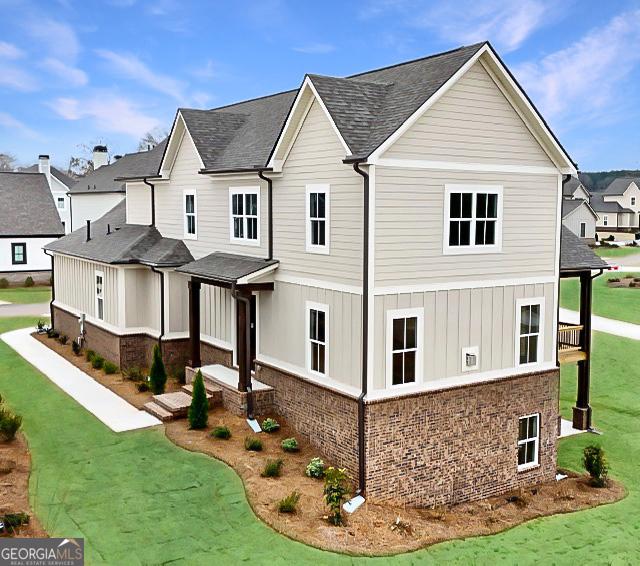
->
(0, 0), (639, 171)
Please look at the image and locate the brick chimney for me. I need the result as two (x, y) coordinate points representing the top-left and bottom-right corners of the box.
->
(92, 145), (108, 170)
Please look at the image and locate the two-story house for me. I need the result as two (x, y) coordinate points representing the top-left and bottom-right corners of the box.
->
(46, 42), (606, 508)
(561, 176), (598, 243)
(591, 177), (640, 233)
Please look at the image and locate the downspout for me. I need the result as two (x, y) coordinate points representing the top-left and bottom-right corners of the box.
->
(150, 266), (165, 354)
(352, 161), (369, 497)
(258, 169), (273, 260)
(143, 178), (156, 227)
(67, 192), (73, 232)
(44, 250), (55, 327)
(231, 282), (255, 420)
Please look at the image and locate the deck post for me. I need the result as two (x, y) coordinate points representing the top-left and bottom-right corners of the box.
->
(236, 289), (250, 393)
(573, 270), (592, 430)
(188, 278), (201, 369)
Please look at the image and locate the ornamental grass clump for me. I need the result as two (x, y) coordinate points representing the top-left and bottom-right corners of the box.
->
(323, 467), (349, 526)
(211, 426), (231, 440)
(305, 457), (325, 479)
(277, 491), (300, 514)
(188, 370), (208, 429)
(244, 436), (263, 451)
(149, 344), (167, 395)
(261, 458), (284, 478)
(0, 404), (22, 442)
(261, 418), (280, 433)
(91, 355), (104, 370)
(583, 445), (609, 487)
(103, 361), (118, 375)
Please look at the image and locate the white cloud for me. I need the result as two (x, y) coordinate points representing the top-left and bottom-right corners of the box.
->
(191, 59), (218, 80)
(24, 18), (80, 61)
(514, 9), (640, 122)
(42, 58), (88, 87)
(96, 49), (187, 102)
(0, 111), (41, 139)
(293, 42), (336, 54)
(0, 62), (38, 91)
(49, 94), (160, 138)
(0, 41), (24, 60)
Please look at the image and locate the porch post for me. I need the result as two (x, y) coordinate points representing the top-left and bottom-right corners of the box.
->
(236, 290), (249, 393)
(573, 270), (592, 430)
(188, 278), (201, 368)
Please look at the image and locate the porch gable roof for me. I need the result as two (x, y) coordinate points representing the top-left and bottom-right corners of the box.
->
(176, 252), (278, 285)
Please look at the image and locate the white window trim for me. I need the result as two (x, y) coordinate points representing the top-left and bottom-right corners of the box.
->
(183, 189), (197, 240)
(305, 184), (330, 254)
(229, 186), (261, 247)
(95, 270), (105, 321)
(385, 307), (424, 389)
(305, 301), (328, 378)
(517, 413), (540, 471)
(56, 196), (66, 210)
(515, 297), (545, 368)
(443, 184), (503, 255)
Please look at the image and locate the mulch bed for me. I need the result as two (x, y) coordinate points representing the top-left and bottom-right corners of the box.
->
(607, 275), (640, 288)
(0, 433), (47, 538)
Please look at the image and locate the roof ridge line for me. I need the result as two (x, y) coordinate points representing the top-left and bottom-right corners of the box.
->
(189, 88), (298, 114)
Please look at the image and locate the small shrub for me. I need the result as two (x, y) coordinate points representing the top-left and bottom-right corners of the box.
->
(0, 407), (23, 442)
(24, 276), (34, 287)
(85, 349), (95, 362)
(49, 329), (59, 339)
(123, 366), (144, 382)
(281, 437), (299, 453)
(36, 320), (46, 333)
(71, 340), (81, 356)
(136, 381), (150, 393)
(306, 457), (325, 479)
(0, 278), (8, 289)
(91, 355), (104, 370)
(58, 334), (68, 345)
(277, 491), (300, 513)
(173, 365), (186, 385)
(583, 445), (609, 487)
(1, 512), (30, 531)
(244, 436), (263, 452)
(188, 370), (208, 429)
(149, 344), (167, 395)
(323, 467), (350, 526)
(261, 418), (280, 433)
(261, 458), (284, 478)
(103, 361), (118, 375)
(211, 426), (231, 440)
(608, 277), (620, 283)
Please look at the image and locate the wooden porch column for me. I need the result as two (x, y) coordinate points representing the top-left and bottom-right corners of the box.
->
(573, 270), (592, 430)
(188, 279), (201, 368)
(236, 290), (250, 393)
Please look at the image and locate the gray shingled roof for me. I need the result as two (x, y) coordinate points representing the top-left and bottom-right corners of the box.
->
(560, 226), (609, 272)
(177, 252), (278, 283)
(0, 172), (65, 236)
(590, 194), (634, 214)
(562, 177), (584, 197)
(21, 164), (75, 188)
(45, 200), (193, 267)
(603, 177), (639, 196)
(69, 140), (167, 193)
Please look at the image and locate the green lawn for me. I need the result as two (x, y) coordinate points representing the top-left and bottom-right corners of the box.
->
(595, 246), (640, 258)
(0, 317), (638, 563)
(0, 286), (51, 304)
(561, 272), (640, 325)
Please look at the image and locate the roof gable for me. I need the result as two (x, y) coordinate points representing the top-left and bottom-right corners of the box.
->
(603, 177), (640, 196)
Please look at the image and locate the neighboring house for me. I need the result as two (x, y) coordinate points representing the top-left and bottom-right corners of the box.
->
(67, 143), (165, 231)
(591, 178), (640, 232)
(0, 172), (64, 283)
(562, 176), (590, 200)
(562, 198), (598, 242)
(47, 42), (605, 508)
(21, 155), (75, 234)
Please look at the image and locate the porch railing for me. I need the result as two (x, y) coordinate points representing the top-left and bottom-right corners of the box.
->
(558, 323), (583, 352)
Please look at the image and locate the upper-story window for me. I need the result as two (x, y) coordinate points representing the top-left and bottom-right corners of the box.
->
(443, 185), (503, 254)
(386, 308), (423, 388)
(56, 197), (65, 210)
(306, 301), (327, 376)
(516, 298), (544, 366)
(603, 215), (608, 226)
(229, 187), (260, 246)
(183, 190), (197, 239)
(632, 197), (636, 206)
(305, 184), (330, 254)
(580, 222), (586, 238)
(95, 270), (104, 320)
(11, 243), (26, 265)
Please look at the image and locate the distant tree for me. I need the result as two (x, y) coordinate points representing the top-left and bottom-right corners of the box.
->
(137, 128), (168, 151)
(67, 139), (111, 177)
(0, 153), (16, 172)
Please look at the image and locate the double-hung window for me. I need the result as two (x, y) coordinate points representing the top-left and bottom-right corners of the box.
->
(57, 197), (65, 210)
(632, 197), (636, 206)
(306, 302), (327, 376)
(603, 215), (608, 226)
(184, 190), (197, 239)
(230, 187), (260, 245)
(386, 308), (423, 387)
(444, 185), (502, 254)
(95, 270), (104, 320)
(11, 243), (26, 265)
(305, 184), (329, 253)
(516, 298), (544, 366)
(518, 414), (539, 470)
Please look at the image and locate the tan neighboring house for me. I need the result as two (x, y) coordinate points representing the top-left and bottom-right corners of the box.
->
(591, 177), (640, 233)
(562, 181), (598, 243)
(46, 42), (608, 508)
(562, 176), (590, 200)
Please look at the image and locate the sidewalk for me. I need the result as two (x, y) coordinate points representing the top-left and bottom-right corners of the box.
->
(559, 308), (640, 341)
(1, 327), (160, 432)
(0, 302), (51, 317)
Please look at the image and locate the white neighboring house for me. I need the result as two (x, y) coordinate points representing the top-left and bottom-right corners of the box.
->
(591, 177), (640, 232)
(0, 172), (64, 284)
(562, 177), (591, 200)
(561, 199), (598, 242)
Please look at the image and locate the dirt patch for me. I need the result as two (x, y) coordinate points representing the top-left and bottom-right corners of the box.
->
(33, 333), (182, 409)
(165, 411), (626, 556)
(607, 275), (640, 289)
(0, 433), (47, 538)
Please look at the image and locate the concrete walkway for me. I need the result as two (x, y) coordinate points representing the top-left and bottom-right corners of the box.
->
(559, 308), (640, 341)
(0, 302), (51, 317)
(559, 418), (588, 438)
(1, 327), (160, 432)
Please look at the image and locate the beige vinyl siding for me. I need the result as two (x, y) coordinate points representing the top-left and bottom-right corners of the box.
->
(604, 182), (640, 212)
(372, 281), (555, 390)
(375, 167), (559, 286)
(596, 213), (619, 229)
(167, 271), (189, 333)
(258, 281), (362, 389)
(383, 62), (554, 167)
(53, 254), (119, 325)
(201, 285), (233, 344)
(124, 268), (161, 330)
(272, 100), (363, 285)
(154, 133), (269, 259)
(563, 205), (596, 239)
(125, 182), (152, 225)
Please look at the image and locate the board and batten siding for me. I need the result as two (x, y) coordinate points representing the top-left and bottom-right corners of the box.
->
(53, 254), (119, 326)
(258, 281), (362, 390)
(124, 268), (161, 330)
(374, 167), (559, 286)
(372, 281), (555, 390)
(383, 62), (554, 167)
(272, 100), (363, 285)
(167, 271), (189, 333)
(154, 133), (269, 260)
(126, 182), (152, 225)
(563, 206), (596, 239)
(200, 284), (233, 345)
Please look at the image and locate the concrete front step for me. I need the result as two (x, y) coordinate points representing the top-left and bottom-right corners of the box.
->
(153, 391), (195, 417)
(143, 402), (173, 422)
(181, 383), (222, 406)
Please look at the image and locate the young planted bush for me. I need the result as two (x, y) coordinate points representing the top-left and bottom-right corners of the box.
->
(277, 491), (300, 514)
(71, 340), (81, 356)
(85, 349), (95, 362)
(149, 344), (167, 394)
(91, 355), (104, 370)
(261, 458), (284, 478)
(244, 436), (263, 452)
(583, 445), (609, 487)
(24, 276), (34, 287)
(211, 426), (231, 440)
(136, 381), (150, 393)
(0, 278), (8, 289)
(1, 512), (30, 532)
(281, 437), (299, 453)
(48, 329), (59, 339)
(261, 418), (280, 433)
(58, 334), (68, 345)
(103, 361), (118, 375)
(0, 407), (23, 442)
(36, 320), (46, 333)
(323, 467), (349, 526)
(123, 366), (144, 382)
(305, 457), (325, 479)
(188, 370), (208, 429)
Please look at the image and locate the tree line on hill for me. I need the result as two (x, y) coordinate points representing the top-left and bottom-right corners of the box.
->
(579, 170), (640, 193)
